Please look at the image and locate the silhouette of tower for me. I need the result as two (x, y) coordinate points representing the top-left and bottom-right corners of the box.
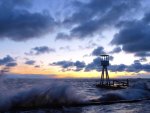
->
(100, 55), (110, 86)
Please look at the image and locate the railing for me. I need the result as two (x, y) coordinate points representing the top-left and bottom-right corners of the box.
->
(111, 79), (129, 87)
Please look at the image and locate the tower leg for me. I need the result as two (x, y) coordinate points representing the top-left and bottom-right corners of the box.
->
(100, 67), (104, 85)
(105, 68), (107, 85)
(100, 66), (110, 86)
(105, 68), (110, 86)
(100, 72), (103, 85)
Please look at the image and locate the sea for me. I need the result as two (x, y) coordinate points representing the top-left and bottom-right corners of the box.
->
(0, 77), (150, 113)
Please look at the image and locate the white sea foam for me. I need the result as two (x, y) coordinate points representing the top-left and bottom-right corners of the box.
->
(0, 78), (149, 112)
(0, 79), (85, 111)
(100, 81), (150, 101)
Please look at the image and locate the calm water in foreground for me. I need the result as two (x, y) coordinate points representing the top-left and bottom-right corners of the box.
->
(0, 77), (150, 113)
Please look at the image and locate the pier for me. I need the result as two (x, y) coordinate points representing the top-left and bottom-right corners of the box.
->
(96, 55), (129, 89)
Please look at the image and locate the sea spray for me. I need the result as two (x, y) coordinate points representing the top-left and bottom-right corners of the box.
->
(0, 78), (150, 112)
(130, 80), (150, 91)
(0, 81), (86, 111)
(100, 81), (150, 101)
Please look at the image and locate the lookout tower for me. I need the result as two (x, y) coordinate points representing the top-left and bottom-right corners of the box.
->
(96, 54), (129, 89)
(100, 55), (110, 86)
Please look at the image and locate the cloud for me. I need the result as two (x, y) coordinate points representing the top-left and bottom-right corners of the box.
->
(51, 60), (85, 71)
(111, 12), (150, 57)
(84, 56), (112, 71)
(51, 61), (74, 68)
(85, 58), (150, 73)
(109, 56), (114, 61)
(109, 64), (127, 72)
(35, 65), (40, 68)
(134, 52), (150, 57)
(56, 32), (70, 40)
(25, 46), (55, 55)
(139, 57), (147, 62)
(51, 56), (112, 72)
(60, 0), (141, 40)
(6, 62), (17, 67)
(51, 57), (150, 73)
(142, 64), (150, 72)
(92, 46), (105, 56)
(74, 61), (86, 71)
(109, 60), (150, 72)
(25, 60), (35, 65)
(85, 57), (101, 72)
(59, 46), (71, 51)
(110, 47), (122, 54)
(0, 55), (17, 75)
(0, 0), (56, 41)
(127, 61), (144, 72)
(0, 55), (15, 65)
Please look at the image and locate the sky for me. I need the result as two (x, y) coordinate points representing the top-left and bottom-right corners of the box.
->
(0, 0), (150, 78)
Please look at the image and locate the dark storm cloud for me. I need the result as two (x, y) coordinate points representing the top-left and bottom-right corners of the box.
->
(56, 32), (70, 40)
(139, 57), (147, 62)
(51, 61), (73, 68)
(25, 46), (55, 55)
(85, 58), (150, 72)
(66, 0), (140, 25)
(110, 47), (122, 54)
(60, 0), (141, 40)
(134, 52), (150, 57)
(92, 46), (105, 56)
(85, 56), (113, 72)
(142, 64), (150, 72)
(51, 56), (150, 73)
(51, 60), (85, 71)
(0, 55), (15, 65)
(51, 56), (114, 72)
(74, 61), (86, 71)
(0, 0), (56, 41)
(0, 55), (17, 75)
(109, 64), (127, 72)
(25, 60), (35, 65)
(111, 12), (150, 57)
(6, 62), (17, 67)
(85, 57), (101, 72)
(109, 60), (150, 72)
(127, 61), (143, 72)
(109, 56), (114, 61)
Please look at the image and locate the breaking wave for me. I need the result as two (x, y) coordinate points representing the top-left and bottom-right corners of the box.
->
(100, 81), (150, 101)
(0, 81), (86, 111)
(0, 78), (149, 112)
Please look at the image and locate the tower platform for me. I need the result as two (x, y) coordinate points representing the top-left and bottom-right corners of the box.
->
(96, 79), (129, 90)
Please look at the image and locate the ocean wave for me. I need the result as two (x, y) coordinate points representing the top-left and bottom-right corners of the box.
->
(99, 81), (150, 101)
(0, 78), (149, 112)
(0, 82), (85, 111)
